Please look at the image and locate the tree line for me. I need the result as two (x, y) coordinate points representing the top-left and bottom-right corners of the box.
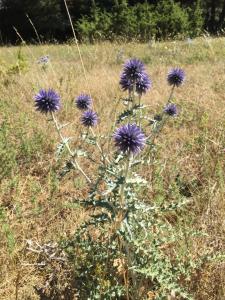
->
(0, 0), (225, 44)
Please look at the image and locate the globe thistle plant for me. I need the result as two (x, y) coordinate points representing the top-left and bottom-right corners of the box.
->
(136, 72), (152, 95)
(121, 58), (145, 82)
(167, 68), (185, 87)
(120, 72), (151, 95)
(81, 110), (98, 127)
(164, 103), (178, 116)
(75, 94), (92, 110)
(114, 123), (146, 155)
(29, 57), (193, 300)
(34, 89), (60, 113)
(119, 73), (132, 92)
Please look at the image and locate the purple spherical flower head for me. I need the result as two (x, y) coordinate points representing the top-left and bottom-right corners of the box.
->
(38, 55), (50, 64)
(34, 89), (60, 113)
(114, 123), (146, 155)
(167, 68), (185, 87)
(120, 72), (151, 95)
(81, 110), (98, 127)
(136, 73), (152, 95)
(75, 94), (92, 110)
(164, 103), (178, 116)
(122, 58), (145, 81)
(119, 73), (132, 92)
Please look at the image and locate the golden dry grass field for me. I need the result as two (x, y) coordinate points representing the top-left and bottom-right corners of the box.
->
(0, 37), (225, 299)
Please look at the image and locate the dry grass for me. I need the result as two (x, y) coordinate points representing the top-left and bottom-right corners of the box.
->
(0, 37), (225, 299)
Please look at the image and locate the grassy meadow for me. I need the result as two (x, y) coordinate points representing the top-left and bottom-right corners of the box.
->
(0, 37), (225, 299)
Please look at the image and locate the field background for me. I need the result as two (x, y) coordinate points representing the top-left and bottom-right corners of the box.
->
(0, 37), (225, 299)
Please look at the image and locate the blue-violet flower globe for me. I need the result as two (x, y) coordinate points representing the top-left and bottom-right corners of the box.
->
(120, 72), (151, 95)
(136, 73), (152, 94)
(34, 89), (60, 113)
(121, 58), (145, 81)
(167, 68), (185, 87)
(164, 103), (178, 116)
(114, 123), (146, 155)
(38, 55), (50, 64)
(81, 110), (98, 127)
(75, 94), (92, 110)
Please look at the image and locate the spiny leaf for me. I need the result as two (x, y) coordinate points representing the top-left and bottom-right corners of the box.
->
(58, 160), (75, 179)
(116, 104), (145, 124)
(55, 137), (71, 159)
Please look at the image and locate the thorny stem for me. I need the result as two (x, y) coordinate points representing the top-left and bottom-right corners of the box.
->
(127, 80), (136, 123)
(90, 127), (110, 164)
(147, 84), (175, 139)
(118, 157), (131, 300)
(119, 154), (138, 300)
(127, 90), (133, 123)
(144, 84), (175, 161)
(120, 154), (132, 209)
(147, 84), (176, 140)
(106, 97), (121, 155)
(128, 90), (132, 110)
(146, 115), (168, 141)
(168, 84), (175, 103)
(131, 80), (136, 109)
(51, 112), (92, 184)
(138, 94), (142, 128)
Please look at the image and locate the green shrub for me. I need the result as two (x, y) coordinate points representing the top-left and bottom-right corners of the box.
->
(77, 6), (112, 42)
(133, 3), (157, 41)
(110, 0), (137, 40)
(186, 0), (204, 37)
(155, 0), (189, 39)
(77, 0), (200, 42)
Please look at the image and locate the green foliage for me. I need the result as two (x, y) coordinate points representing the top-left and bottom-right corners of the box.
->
(53, 101), (210, 298)
(187, 0), (204, 37)
(154, 0), (190, 39)
(61, 147), (201, 298)
(2, 0), (225, 43)
(77, 6), (112, 42)
(110, 0), (137, 40)
(133, 3), (156, 41)
(77, 0), (204, 42)
(64, 232), (125, 299)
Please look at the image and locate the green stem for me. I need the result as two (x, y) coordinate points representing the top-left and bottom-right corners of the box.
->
(51, 112), (92, 184)
(138, 94), (142, 128)
(128, 90), (132, 110)
(145, 84), (176, 159)
(119, 154), (137, 299)
(90, 127), (110, 164)
(128, 90), (132, 123)
(168, 85), (175, 103)
(131, 80), (136, 109)
(120, 154), (132, 208)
